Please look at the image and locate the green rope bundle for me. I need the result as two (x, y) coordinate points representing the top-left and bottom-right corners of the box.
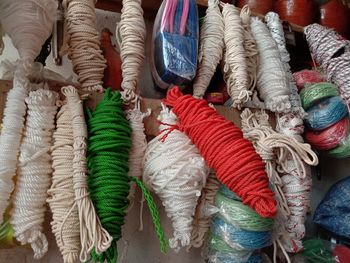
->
(86, 89), (167, 262)
(327, 133), (350, 158)
(302, 239), (335, 263)
(300, 82), (339, 110)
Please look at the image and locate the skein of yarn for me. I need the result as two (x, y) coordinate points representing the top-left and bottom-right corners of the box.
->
(192, 0), (224, 98)
(250, 17), (291, 113)
(222, 4), (250, 109)
(11, 89), (58, 259)
(300, 82), (339, 110)
(143, 104), (208, 251)
(0, 0), (56, 225)
(293, 70), (325, 92)
(327, 134), (350, 158)
(163, 87), (276, 219)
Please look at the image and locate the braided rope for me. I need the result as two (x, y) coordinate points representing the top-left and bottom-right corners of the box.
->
(193, 0), (224, 98)
(11, 89), (58, 259)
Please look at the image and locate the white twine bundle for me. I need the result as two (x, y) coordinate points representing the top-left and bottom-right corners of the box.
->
(62, 86), (112, 262)
(250, 17), (291, 113)
(47, 104), (81, 263)
(63, 0), (106, 92)
(117, 0), (146, 104)
(188, 172), (220, 249)
(143, 105), (208, 251)
(265, 12), (304, 115)
(11, 89), (58, 259)
(222, 4), (250, 109)
(193, 0), (224, 99)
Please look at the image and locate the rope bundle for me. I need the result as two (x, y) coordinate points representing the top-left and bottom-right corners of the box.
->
(143, 105), (208, 251)
(222, 4), (250, 109)
(250, 17), (291, 113)
(11, 89), (58, 259)
(47, 104), (81, 263)
(328, 134), (350, 158)
(293, 70), (325, 92)
(304, 96), (348, 130)
(64, 0), (106, 92)
(0, 0), (55, 225)
(192, 0), (224, 99)
(300, 82), (339, 110)
(163, 87), (276, 219)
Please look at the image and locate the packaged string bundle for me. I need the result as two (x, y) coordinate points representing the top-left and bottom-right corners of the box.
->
(163, 87), (277, 219)
(86, 89), (166, 262)
(300, 82), (339, 110)
(293, 70), (325, 92)
(250, 17), (291, 113)
(0, 0), (56, 225)
(151, 0), (199, 88)
(192, 0), (224, 99)
(143, 104), (208, 251)
(222, 4), (250, 109)
(10, 89), (58, 259)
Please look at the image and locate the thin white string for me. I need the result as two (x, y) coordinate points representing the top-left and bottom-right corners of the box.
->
(193, 0), (224, 99)
(222, 4), (250, 109)
(62, 86), (112, 262)
(250, 17), (291, 113)
(11, 89), (58, 259)
(47, 104), (81, 263)
(143, 104), (208, 252)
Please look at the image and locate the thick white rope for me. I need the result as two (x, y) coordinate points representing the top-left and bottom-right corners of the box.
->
(265, 12), (304, 116)
(62, 86), (112, 262)
(193, 0), (224, 99)
(117, 0), (146, 104)
(143, 105), (208, 252)
(222, 4), (250, 109)
(11, 89), (58, 259)
(63, 0), (106, 93)
(250, 17), (291, 113)
(188, 171), (220, 249)
(47, 104), (81, 263)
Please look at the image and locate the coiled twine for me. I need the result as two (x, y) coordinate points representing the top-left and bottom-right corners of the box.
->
(328, 133), (350, 158)
(300, 82), (339, 110)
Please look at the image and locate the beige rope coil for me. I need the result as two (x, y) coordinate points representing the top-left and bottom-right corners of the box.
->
(192, 0), (224, 99)
(47, 104), (81, 263)
(11, 89), (58, 259)
(250, 17), (291, 113)
(188, 172), (220, 249)
(240, 5), (259, 92)
(63, 0), (106, 93)
(117, 0), (146, 104)
(61, 86), (112, 262)
(222, 4), (250, 109)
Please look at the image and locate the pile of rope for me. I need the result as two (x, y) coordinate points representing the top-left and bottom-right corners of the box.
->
(304, 23), (350, 105)
(143, 104), (208, 251)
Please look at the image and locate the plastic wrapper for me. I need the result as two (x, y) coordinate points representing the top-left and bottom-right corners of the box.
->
(207, 250), (262, 263)
(293, 69), (325, 91)
(151, 0), (199, 89)
(314, 176), (350, 239)
(211, 216), (272, 251)
(327, 131), (350, 158)
(218, 185), (241, 200)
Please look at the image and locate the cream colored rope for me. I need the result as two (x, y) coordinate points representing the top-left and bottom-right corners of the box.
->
(63, 0), (106, 92)
(222, 4), (250, 109)
(193, 0), (224, 99)
(47, 104), (81, 263)
(61, 86), (112, 262)
(117, 0), (146, 104)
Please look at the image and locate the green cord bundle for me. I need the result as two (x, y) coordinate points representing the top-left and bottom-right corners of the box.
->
(328, 133), (350, 158)
(214, 192), (274, 232)
(300, 82), (339, 110)
(86, 89), (166, 262)
(0, 219), (14, 246)
(302, 239), (335, 263)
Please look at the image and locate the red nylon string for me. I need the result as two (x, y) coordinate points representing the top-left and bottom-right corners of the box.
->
(163, 86), (277, 218)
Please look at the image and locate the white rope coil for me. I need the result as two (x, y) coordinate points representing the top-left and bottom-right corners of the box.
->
(188, 171), (220, 249)
(62, 86), (112, 262)
(265, 12), (304, 116)
(64, 0), (106, 93)
(117, 0), (146, 103)
(47, 104), (81, 263)
(222, 4), (250, 109)
(11, 89), (58, 259)
(193, 0), (224, 99)
(143, 104), (208, 251)
(240, 5), (259, 92)
(250, 17), (291, 113)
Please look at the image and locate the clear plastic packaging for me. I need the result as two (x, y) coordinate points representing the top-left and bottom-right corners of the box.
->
(293, 69), (325, 91)
(207, 250), (262, 263)
(151, 0), (199, 89)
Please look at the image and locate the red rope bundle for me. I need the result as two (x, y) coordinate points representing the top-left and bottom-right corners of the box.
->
(163, 87), (277, 218)
(305, 118), (349, 151)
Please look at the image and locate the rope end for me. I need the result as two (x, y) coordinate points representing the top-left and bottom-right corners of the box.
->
(162, 86), (183, 107)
